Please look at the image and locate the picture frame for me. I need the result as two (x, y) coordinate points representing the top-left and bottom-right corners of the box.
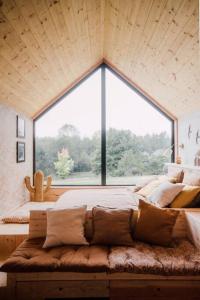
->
(17, 142), (25, 163)
(16, 116), (25, 138)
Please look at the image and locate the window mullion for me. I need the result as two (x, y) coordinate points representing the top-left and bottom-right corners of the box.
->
(101, 65), (106, 185)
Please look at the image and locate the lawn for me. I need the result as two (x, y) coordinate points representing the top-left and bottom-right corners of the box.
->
(51, 172), (157, 186)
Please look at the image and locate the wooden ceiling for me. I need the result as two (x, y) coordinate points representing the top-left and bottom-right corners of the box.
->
(0, 0), (199, 118)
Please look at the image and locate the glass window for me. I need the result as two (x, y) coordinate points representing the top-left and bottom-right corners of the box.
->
(35, 69), (101, 185)
(34, 65), (174, 185)
(105, 69), (173, 185)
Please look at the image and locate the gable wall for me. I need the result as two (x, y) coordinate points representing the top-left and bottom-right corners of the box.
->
(178, 112), (200, 165)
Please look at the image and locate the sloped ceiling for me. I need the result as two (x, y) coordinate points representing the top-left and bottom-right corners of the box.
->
(0, 0), (199, 118)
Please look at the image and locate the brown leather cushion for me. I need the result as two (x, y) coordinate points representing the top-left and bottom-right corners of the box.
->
(91, 207), (134, 246)
(134, 200), (179, 246)
(1, 238), (109, 273)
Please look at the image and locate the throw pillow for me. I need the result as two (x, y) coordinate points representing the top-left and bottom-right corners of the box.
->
(170, 185), (200, 208)
(91, 206), (134, 246)
(134, 200), (179, 246)
(148, 182), (184, 207)
(136, 178), (167, 197)
(182, 172), (200, 186)
(167, 169), (184, 183)
(43, 206), (88, 248)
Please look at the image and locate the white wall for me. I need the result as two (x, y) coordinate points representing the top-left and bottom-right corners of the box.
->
(178, 111), (200, 165)
(0, 103), (33, 216)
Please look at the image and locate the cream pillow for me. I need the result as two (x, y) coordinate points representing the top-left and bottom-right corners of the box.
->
(148, 182), (184, 208)
(43, 206), (88, 248)
(136, 178), (166, 197)
(183, 172), (200, 186)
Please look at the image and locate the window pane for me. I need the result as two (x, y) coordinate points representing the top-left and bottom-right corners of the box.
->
(105, 69), (172, 185)
(35, 69), (101, 185)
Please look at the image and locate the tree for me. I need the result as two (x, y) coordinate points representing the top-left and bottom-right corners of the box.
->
(54, 149), (74, 179)
(58, 124), (79, 137)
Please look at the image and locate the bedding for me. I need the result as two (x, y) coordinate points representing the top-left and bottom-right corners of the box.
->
(55, 188), (142, 210)
(2, 238), (200, 276)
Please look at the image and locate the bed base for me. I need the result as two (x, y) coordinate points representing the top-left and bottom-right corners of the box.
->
(7, 272), (200, 300)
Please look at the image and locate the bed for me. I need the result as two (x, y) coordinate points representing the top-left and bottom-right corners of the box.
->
(55, 187), (142, 210)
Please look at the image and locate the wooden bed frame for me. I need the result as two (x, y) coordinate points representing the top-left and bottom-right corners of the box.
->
(7, 272), (200, 300)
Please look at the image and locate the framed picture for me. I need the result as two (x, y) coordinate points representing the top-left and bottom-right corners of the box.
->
(17, 142), (25, 163)
(16, 116), (25, 138)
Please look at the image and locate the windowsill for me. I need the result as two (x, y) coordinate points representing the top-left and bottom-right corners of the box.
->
(48, 185), (136, 189)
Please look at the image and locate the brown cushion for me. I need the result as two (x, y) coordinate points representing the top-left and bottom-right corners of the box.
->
(91, 207), (134, 246)
(1, 238), (109, 273)
(109, 239), (200, 275)
(134, 200), (179, 246)
(167, 169), (184, 183)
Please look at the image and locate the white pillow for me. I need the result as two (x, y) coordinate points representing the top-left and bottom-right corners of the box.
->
(148, 182), (185, 208)
(43, 206), (88, 248)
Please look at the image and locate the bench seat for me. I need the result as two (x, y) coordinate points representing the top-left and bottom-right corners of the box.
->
(2, 237), (200, 276)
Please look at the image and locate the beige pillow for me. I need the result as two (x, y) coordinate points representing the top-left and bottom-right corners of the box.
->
(148, 182), (184, 207)
(183, 172), (200, 186)
(43, 206), (88, 248)
(136, 178), (165, 197)
(134, 200), (179, 246)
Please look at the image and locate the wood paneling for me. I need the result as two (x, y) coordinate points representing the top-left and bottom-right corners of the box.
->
(0, 0), (103, 116)
(0, 0), (199, 118)
(104, 0), (199, 117)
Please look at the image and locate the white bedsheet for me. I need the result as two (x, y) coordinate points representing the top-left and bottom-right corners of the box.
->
(55, 188), (141, 210)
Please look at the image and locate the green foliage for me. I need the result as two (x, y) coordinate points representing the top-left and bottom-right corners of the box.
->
(35, 123), (172, 179)
(54, 149), (74, 179)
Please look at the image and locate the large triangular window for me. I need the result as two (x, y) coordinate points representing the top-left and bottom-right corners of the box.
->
(34, 64), (174, 186)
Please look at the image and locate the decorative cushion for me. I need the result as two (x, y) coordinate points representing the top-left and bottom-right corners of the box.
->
(43, 206), (88, 248)
(167, 169), (184, 183)
(170, 186), (200, 208)
(148, 182), (184, 207)
(183, 172), (200, 186)
(91, 207), (134, 246)
(136, 178), (167, 197)
(134, 200), (179, 246)
(133, 177), (156, 192)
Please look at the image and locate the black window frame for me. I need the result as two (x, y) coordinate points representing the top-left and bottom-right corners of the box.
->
(33, 63), (175, 186)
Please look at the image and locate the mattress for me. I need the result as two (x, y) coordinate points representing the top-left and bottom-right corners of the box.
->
(55, 188), (142, 210)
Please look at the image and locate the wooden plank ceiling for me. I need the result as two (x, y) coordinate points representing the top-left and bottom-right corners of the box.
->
(0, 0), (199, 118)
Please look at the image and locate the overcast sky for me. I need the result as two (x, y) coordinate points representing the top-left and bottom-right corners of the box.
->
(35, 69), (171, 138)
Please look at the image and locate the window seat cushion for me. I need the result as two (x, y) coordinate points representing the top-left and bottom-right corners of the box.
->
(1, 238), (200, 276)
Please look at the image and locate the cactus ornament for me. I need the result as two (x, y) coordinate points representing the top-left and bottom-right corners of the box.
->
(25, 170), (52, 202)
